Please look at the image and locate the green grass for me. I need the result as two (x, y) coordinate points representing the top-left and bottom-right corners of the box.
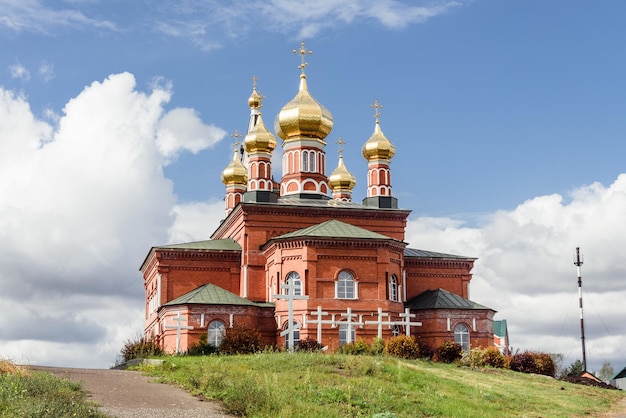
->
(137, 352), (625, 418)
(0, 365), (106, 418)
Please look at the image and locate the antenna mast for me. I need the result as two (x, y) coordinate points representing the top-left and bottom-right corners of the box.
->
(574, 247), (587, 371)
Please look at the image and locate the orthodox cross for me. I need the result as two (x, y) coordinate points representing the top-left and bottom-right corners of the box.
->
(365, 308), (397, 339)
(230, 129), (243, 159)
(335, 136), (346, 156)
(370, 99), (383, 122)
(397, 308), (422, 337)
(305, 305), (336, 349)
(251, 75), (258, 89)
(340, 308), (364, 344)
(274, 278), (309, 352)
(164, 311), (194, 354)
(293, 41), (313, 74)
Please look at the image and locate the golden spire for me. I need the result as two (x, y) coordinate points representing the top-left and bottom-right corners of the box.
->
(248, 75), (262, 109)
(329, 136), (356, 191)
(362, 99), (396, 162)
(221, 131), (248, 186)
(275, 42), (333, 142)
(245, 111), (277, 154)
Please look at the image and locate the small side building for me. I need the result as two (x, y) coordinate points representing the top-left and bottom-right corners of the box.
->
(610, 367), (626, 389)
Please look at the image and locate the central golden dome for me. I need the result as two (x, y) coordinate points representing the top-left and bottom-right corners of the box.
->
(274, 74), (333, 141)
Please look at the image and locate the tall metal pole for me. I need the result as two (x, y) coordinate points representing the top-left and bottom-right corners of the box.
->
(574, 247), (587, 371)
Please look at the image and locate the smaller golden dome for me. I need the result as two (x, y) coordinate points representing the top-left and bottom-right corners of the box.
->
(362, 121), (396, 162)
(248, 88), (262, 109)
(244, 113), (277, 154)
(274, 74), (333, 141)
(221, 149), (248, 186)
(328, 155), (356, 191)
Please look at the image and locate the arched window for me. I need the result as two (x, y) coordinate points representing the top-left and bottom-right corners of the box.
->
(302, 151), (309, 172)
(454, 323), (470, 352)
(392, 325), (400, 337)
(285, 271), (302, 296)
(309, 151), (316, 172)
(338, 322), (355, 346)
(208, 320), (226, 347)
(283, 320), (300, 349)
(336, 270), (357, 299)
(389, 274), (398, 302)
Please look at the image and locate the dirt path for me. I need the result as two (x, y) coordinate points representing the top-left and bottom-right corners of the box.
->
(30, 366), (231, 418)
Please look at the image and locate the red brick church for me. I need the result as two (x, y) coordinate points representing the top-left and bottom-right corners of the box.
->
(140, 44), (496, 354)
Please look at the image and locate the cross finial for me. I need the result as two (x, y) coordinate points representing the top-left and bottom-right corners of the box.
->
(251, 75), (258, 90)
(371, 99), (383, 122)
(293, 41), (313, 74)
(230, 129), (242, 149)
(335, 136), (346, 156)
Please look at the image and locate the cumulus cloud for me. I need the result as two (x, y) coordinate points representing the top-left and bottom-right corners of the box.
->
(38, 60), (54, 82)
(405, 176), (626, 372)
(0, 73), (222, 367)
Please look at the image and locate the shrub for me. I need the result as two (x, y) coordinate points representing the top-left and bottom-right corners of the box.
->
(509, 351), (556, 377)
(119, 334), (163, 363)
(385, 336), (420, 360)
(415, 338), (435, 359)
(460, 346), (506, 369)
(435, 341), (462, 363)
(338, 339), (371, 355)
(297, 337), (322, 352)
(220, 324), (264, 355)
(371, 338), (385, 355)
(187, 333), (218, 356)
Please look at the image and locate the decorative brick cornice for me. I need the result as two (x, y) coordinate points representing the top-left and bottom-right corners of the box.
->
(405, 259), (474, 270)
(318, 255), (377, 261)
(157, 250), (241, 262)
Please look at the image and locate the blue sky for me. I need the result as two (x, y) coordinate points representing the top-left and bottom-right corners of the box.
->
(1, 0), (625, 373)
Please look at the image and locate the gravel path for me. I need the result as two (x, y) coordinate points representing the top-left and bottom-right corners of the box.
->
(30, 366), (231, 418)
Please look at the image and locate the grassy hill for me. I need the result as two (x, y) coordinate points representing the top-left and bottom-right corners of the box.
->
(136, 352), (625, 417)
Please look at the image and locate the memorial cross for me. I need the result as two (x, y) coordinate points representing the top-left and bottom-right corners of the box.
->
(365, 308), (397, 339)
(164, 311), (194, 354)
(340, 308), (364, 344)
(397, 308), (422, 337)
(305, 305), (337, 345)
(274, 278), (309, 352)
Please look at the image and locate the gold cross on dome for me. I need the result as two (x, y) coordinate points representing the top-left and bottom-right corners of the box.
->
(370, 99), (383, 122)
(293, 41), (313, 74)
(251, 75), (258, 89)
(335, 136), (346, 156)
(230, 129), (242, 148)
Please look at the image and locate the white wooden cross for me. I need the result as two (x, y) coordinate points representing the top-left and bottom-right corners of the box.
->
(397, 308), (422, 337)
(274, 278), (309, 352)
(305, 305), (337, 349)
(340, 308), (364, 344)
(365, 308), (397, 339)
(164, 311), (194, 354)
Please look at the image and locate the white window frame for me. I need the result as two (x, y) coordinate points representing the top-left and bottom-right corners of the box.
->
(285, 271), (302, 295)
(335, 270), (358, 299)
(389, 274), (398, 302)
(454, 323), (470, 352)
(208, 320), (226, 347)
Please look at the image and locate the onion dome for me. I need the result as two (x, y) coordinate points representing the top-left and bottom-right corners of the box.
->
(274, 74), (333, 141)
(328, 155), (356, 191)
(362, 120), (396, 162)
(244, 113), (277, 154)
(248, 87), (262, 109)
(221, 149), (248, 186)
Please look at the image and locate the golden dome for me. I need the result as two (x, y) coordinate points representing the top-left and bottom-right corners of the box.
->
(274, 74), (333, 141)
(328, 155), (356, 191)
(221, 149), (248, 186)
(248, 87), (262, 109)
(362, 121), (396, 161)
(244, 113), (277, 154)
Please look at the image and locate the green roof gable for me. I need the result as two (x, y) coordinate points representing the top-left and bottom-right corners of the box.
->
(404, 247), (475, 260)
(276, 219), (393, 240)
(164, 283), (273, 307)
(159, 238), (241, 251)
(407, 288), (492, 311)
(494, 320), (508, 337)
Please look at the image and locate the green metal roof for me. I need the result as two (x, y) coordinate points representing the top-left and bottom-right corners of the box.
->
(275, 219), (393, 240)
(610, 367), (626, 381)
(164, 283), (273, 307)
(404, 247), (475, 260)
(493, 320), (508, 337)
(158, 238), (241, 251)
(407, 288), (492, 310)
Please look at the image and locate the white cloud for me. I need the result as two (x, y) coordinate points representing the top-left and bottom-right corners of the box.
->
(0, 73), (223, 368)
(0, 0), (116, 33)
(156, 107), (226, 164)
(38, 60), (54, 82)
(168, 200), (225, 244)
(405, 176), (626, 373)
(9, 63), (30, 81)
